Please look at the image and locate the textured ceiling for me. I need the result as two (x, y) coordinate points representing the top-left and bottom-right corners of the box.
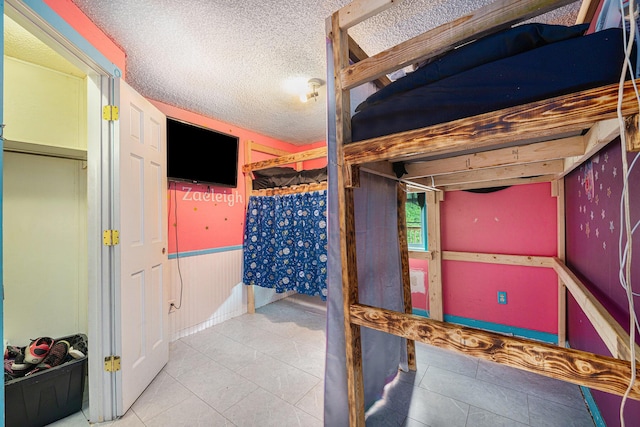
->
(4, 14), (85, 77)
(70, 0), (581, 145)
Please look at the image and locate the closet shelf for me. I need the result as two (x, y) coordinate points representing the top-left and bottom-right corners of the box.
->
(4, 139), (87, 161)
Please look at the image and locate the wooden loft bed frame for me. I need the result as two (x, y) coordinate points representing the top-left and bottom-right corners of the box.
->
(241, 140), (328, 313)
(328, 0), (640, 424)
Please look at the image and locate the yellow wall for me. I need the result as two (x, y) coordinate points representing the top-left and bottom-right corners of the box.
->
(4, 55), (87, 150)
(3, 152), (88, 344)
(3, 51), (89, 344)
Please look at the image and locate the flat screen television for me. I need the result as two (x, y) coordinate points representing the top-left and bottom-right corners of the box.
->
(166, 118), (239, 187)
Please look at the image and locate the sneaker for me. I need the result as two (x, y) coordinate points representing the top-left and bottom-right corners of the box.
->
(68, 347), (85, 359)
(10, 352), (35, 376)
(24, 337), (53, 364)
(37, 340), (70, 369)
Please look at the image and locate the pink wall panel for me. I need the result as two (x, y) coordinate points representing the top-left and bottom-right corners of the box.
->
(442, 261), (558, 333)
(441, 184), (557, 256)
(409, 258), (428, 311)
(410, 183), (560, 334)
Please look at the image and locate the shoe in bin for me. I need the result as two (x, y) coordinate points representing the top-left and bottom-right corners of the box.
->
(24, 337), (53, 364)
(10, 352), (35, 377)
(37, 340), (70, 369)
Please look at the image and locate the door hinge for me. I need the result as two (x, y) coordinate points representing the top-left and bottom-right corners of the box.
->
(102, 105), (119, 121)
(104, 355), (121, 372)
(103, 229), (120, 246)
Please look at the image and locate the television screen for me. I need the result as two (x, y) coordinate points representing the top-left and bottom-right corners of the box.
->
(166, 118), (239, 187)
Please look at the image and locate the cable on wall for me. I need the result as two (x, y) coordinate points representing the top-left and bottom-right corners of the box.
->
(170, 182), (185, 311)
(615, 0), (640, 423)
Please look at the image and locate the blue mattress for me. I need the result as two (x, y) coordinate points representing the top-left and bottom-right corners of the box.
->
(351, 27), (628, 142)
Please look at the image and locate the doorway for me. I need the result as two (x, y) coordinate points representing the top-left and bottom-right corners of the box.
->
(3, 3), (111, 422)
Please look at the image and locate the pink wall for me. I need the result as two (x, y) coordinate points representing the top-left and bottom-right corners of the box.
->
(566, 140), (640, 425)
(44, 0), (127, 76)
(411, 183), (558, 334)
(152, 101), (326, 253)
(409, 258), (428, 312)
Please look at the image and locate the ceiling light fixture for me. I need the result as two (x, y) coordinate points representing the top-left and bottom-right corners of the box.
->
(300, 78), (323, 103)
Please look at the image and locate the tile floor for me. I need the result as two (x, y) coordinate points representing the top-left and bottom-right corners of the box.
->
(50, 295), (595, 426)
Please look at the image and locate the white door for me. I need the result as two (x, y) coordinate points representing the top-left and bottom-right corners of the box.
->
(116, 80), (169, 413)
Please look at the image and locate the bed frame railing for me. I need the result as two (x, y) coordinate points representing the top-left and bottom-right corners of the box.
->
(328, 0), (640, 425)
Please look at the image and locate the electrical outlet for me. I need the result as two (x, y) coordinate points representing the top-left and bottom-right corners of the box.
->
(497, 291), (507, 305)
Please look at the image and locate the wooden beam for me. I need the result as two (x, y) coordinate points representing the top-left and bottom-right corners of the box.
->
(426, 191), (443, 321)
(248, 141), (292, 158)
(340, 0), (575, 90)
(244, 140), (255, 314)
(442, 251), (554, 268)
(334, 0), (400, 31)
(419, 160), (564, 187)
(409, 250), (431, 261)
(575, 0), (601, 24)
(555, 178), (567, 347)
(242, 147), (327, 173)
(360, 161), (395, 179)
(404, 137), (584, 179)
(348, 35), (392, 89)
(553, 259), (640, 363)
(397, 183), (417, 370)
(440, 175), (554, 192)
(331, 11), (365, 427)
(344, 81), (638, 168)
(349, 304), (640, 400)
(625, 114), (640, 152)
(250, 182), (327, 196)
(563, 118), (620, 177)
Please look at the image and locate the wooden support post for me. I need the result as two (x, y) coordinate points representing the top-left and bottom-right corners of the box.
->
(331, 12), (365, 426)
(426, 191), (443, 321)
(554, 179), (567, 347)
(397, 183), (417, 371)
(624, 114), (640, 152)
(244, 140), (255, 314)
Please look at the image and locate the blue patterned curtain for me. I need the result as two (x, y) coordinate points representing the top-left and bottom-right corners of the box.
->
(243, 190), (328, 299)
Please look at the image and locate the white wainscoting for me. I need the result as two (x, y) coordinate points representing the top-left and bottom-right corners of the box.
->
(168, 248), (294, 341)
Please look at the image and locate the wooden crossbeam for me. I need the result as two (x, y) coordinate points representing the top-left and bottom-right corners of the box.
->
(576, 0), (601, 24)
(348, 36), (391, 89)
(416, 160), (563, 187)
(334, 0), (400, 30)
(442, 251), (554, 268)
(625, 114), (640, 152)
(562, 119), (620, 177)
(439, 175), (554, 192)
(339, 0), (575, 90)
(242, 147), (327, 173)
(404, 137), (584, 179)
(553, 259), (640, 362)
(344, 81), (640, 177)
(350, 304), (640, 400)
(250, 182), (327, 196)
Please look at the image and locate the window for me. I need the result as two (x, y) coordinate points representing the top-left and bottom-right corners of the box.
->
(406, 192), (428, 251)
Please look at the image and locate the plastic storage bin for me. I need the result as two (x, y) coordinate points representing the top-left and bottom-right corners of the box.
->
(5, 335), (87, 427)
